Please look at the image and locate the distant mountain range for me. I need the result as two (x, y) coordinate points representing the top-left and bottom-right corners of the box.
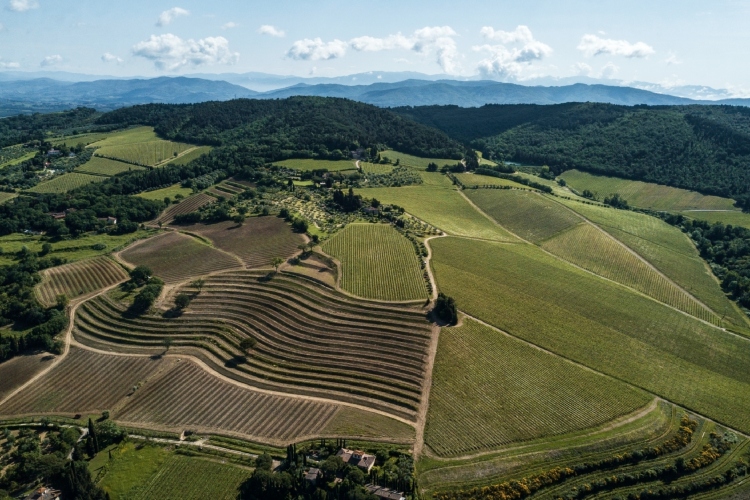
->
(0, 72), (748, 117)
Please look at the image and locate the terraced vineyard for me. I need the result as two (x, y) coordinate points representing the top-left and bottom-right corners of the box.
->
(35, 256), (129, 307)
(154, 193), (215, 225)
(117, 360), (340, 443)
(466, 189), (582, 243)
(177, 218), (305, 268)
(425, 319), (650, 456)
(136, 455), (250, 500)
(322, 223), (427, 301)
(430, 237), (750, 434)
(119, 232), (241, 283)
(542, 223), (721, 324)
(73, 271), (433, 420)
(76, 156), (146, 176)
(27, 172), (107, 193)
(0, 347), (170, 416)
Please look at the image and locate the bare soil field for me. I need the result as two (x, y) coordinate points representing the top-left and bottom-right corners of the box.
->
(0, 353), (56, 401)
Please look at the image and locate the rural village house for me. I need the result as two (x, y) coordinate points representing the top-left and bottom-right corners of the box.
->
(336, 448), (376, 473)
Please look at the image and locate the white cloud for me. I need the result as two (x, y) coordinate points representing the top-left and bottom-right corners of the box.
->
(156, 7), (189, 27)
(573, 61), (619, 79)
(577, 34), (654, 58)
(599, 61), (619, 79)
(286, 38), (347, 61)
(665, 52), (681, 65)
(573, 62), (593, 76)
(258, 24), (285, 37)
(40, 54), (62, 67)
(0, 58), (20, 68)
(101, 52), (123, 63)
(222, 21), (238, 30)
(475, 25), (552, 79)
(132, 34), (239, 70)
(8, 0), (38, 12)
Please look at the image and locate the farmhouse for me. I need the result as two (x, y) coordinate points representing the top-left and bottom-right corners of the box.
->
(362, 206), (379, 216)
(336, 448), (376, 473)
(24, 486), (61, 500)
(365, 485), (406, 500)
(304, 467), (321, 483)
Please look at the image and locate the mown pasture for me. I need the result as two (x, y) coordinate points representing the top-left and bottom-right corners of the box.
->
(27, 172), (106, 193)
(360, 162), (394, 174)
(119, 232), (241, 283)
(136, 183), (193, 201)
(76, 156), (146, 176)
(362, 182), (517, 242)
(177, 217), (305, 268)
(73, 270), (432, 421)
(35, 256), (129, 307)
(0, 347), (171, 415)
(560, 169), (739, 211)
(465, 189), (582, 243)
(0, 353), (54, 401)
(556, 197), (750, 331)
(322, 223), (427, 301)
(681, 209), (750, 230)
(272, 158), (357, 171)
(425, 318), (650, 457)
(117, 360), (339, 444)
(541, 223), (720, 324)
(429, 236), (750, 434)
(153, 192), (215, 225)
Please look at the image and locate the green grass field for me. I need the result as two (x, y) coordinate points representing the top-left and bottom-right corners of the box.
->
(96, 442), (169, 499)
(361, 177), (517, 242)
(360, 162), (395, 174)
(555, 197), (750, 330)
(0, 192), (17, 204)
(162, 145), (213, 166)
(27, 172), (107, 193)
(272, 158), (357, 171)
(680, 210), (750, 230)
(560, 169), (738, 211)
(455, 174), (527, 188)
(322, 223), (427, 301)
(136, 184), (193, 201)
(380, 150), (459, 169)
(86, 126), (161, 147)
(466, 189), (582, 243)
(425, 318), (650, 457)
(541, 223), (720, 324)
(0, 151), (35, 169)
(76, 156), (146, 176)
(52, 131), (114, 147)
(430, 236), (750, 434)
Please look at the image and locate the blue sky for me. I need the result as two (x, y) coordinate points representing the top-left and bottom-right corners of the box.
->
(1, 0), (748, 92)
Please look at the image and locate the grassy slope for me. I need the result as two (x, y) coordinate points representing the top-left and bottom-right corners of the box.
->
(0, 192), (17, 204)
(137, 184), (193, 201)
(322, 223), (427, 301)
(560, 169), (738, 211)
(682, 209), (750, 230)
(555, 197), (750, 331)
(430, 236), (750, 434)
(455, 174), (527, 189)
(27, 172), (107, 193)
(361, 173), (517, 241)
(380, 150), (457, 169)
(425, 318), (650, 457)
(77, 156), (146, 176)
(272, 158), (357, 171)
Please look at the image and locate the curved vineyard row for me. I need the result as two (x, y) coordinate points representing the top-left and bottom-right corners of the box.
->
(155, 193), (215, 225)
(425, 319), (651, 457)
(542, 223), (722, 325)
(322, 223), (428, 301)
(177, 218), (305, 269)
(35, 256), (129, 307)
(73, 271), (432, 420)
(119, 232), (241, 283)
(117, 360), (339, 444)
(466, 189), (582, 243)
(0, 347), (170, 416)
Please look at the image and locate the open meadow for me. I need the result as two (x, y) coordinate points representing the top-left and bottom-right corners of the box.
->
(380, 150), (459, 169)
(681, 209), (750, 230)
(136, 184), (193, 201)
(430, 236), (750, 434)
(35, 256), (129, 307)
(322, 223), (427, 301)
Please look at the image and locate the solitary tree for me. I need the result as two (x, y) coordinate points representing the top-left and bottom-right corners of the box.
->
(56, 294), (69, 310)
(174, 293), (191, 310)
(271, 257), (285, 273)
(240, 337), (257, 352)
(163, 337), (173, 352)
(191, 278), (205, 292)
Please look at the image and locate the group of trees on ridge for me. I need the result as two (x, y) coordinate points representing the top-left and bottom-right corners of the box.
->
(395, 102), (750, 208)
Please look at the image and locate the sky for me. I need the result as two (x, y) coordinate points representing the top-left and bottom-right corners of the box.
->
(0, 0), (748, 93)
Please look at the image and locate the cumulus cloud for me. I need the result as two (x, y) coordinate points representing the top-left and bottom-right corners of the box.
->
(40, 54), (62, 67)
(573, 61), (619, 79)
(0, 58), (20, 68)
(8, 0), (38, 11)
(222, 21), (238, 30)
(474, 25), (551, 79)
(286, 38), (347, 61)
(294, 26), (460, 73)
(101, 52), (123, 63)
(665, 52), (681, 65)
(156, 7), (189, 27)
(577, 34), (654, 58)
(258, 24), (285, 37)
(132, 33), (239, 70)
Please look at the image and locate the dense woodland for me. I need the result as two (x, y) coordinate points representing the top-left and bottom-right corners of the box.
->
(396, 103), (750, 207)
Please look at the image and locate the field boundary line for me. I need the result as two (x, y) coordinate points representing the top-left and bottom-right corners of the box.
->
(413, 322), (441, 459)
(458, 189), (731, 332)
(460, 312), (750, 442)
(154, 146), (199, 167)
(68, 338), (419, 429)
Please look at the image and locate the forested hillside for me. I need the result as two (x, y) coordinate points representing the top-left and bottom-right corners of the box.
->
(99, 97), (463, 160)
(396, 103), (750, 207)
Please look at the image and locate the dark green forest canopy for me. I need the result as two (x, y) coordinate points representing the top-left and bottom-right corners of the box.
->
(97, 97), (464, 160)
(0, 107), (103, 148)
(395, 103), (750, 202)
